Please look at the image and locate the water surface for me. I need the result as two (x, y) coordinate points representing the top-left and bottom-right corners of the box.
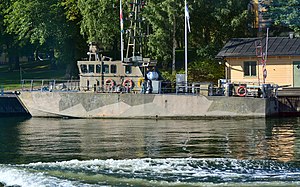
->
(0, 117), (300, 186)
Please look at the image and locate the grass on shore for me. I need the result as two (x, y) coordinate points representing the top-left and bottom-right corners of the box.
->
(0, 61), (65, 90)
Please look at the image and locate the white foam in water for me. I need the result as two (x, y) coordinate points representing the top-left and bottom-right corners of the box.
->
(23, 158), (300, 181)
(25, 158), (199, 176)
(2, 158), (300, 186)
(0, 165), (92, 187)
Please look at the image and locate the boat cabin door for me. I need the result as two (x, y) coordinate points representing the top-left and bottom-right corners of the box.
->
(294, 61), (300, 87)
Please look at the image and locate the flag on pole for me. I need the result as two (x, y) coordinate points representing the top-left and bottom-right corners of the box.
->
(184, 0), (189, 89)
(185, 2), (191, 32)
(120, 0), (124, 61)
(120, 7), (124, 33)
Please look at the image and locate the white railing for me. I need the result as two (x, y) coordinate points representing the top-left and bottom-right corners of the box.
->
(21, 79), (80, 92)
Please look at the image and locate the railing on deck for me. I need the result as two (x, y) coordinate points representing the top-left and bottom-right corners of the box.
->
(20, 79), (278, 98)
(20, 79), (217, 95)
(21, 79), (80, 92)
(161, 81), (216, 95)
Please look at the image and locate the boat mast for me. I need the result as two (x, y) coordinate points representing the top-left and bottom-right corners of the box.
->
(124, 0), (144, 64)
(184, 0), (188, 86)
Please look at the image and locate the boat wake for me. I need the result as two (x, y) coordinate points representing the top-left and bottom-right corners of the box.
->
(1, 158), (300, 187)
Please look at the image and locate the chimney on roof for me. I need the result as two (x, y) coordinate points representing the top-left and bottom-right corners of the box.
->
(289, 32), (294, 39)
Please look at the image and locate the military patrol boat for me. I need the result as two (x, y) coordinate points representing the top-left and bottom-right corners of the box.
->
(16, 0), (279, 118)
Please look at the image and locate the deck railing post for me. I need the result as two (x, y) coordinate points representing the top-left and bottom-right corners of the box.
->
(67, 80), (70, 91)
(30, 80), (33, 91)
(53, 80), (56, 92)
(41, 80), (44, 92)
(21, 80), (24, 91)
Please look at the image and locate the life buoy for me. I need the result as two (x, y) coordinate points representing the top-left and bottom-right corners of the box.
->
(105, 79), (115, 88)
(123, 79), (133, 88)
(237, 86), (247, 97)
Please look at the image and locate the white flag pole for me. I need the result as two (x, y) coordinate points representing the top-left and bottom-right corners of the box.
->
(265, 28), (269, 62)
(263, 27), (269, 83)
(184, 0), (188, 91)
(120, 0), (124, 61)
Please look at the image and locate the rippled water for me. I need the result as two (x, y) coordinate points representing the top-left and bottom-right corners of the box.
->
(0, 117), (300, 186)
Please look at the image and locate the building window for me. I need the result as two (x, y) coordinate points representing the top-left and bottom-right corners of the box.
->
(244, 61), (257, 76)
(111, 65), (117, 74)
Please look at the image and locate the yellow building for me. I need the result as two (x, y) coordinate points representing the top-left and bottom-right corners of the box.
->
(216, 37), (300, 87)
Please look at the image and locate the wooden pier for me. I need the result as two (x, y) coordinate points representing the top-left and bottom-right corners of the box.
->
(277, 88), (300, 116)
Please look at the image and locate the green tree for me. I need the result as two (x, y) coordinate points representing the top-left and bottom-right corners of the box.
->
(145, 0), (251, 82)
(78, 0), (120, 50)
(269, 0), (300, 34)
(62, 0), (81, 21)
(191, 0), (251, 59)
(188, 60), (224, 82)
(144, 0), (183, 72)
(0, 0), (23, 71)
(4, 0), (81, 75)
(187, 0), (251, 82)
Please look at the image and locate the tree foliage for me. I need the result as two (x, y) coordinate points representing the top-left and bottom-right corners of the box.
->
(3, 0), (83, 74)
(78, 0), (120, 48)
(143, 0), (251, 82)
(269, 0), (300, 34)
(62, 0), (81, 21)
(0, 0), (24, 70)
(190, 0), (251, 59)
(0, 0), (295, 82)
(5, 0), (67, 45)
(144, 0), (182, 65)
(188, 60), (224, 82)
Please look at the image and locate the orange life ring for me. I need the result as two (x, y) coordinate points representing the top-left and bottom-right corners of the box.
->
(123, 79), (133, 88)
(105, 79), (115, 88)
(237, 86), (247, 97)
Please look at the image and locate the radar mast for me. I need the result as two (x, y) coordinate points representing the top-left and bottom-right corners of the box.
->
(124, 0), (156, 67)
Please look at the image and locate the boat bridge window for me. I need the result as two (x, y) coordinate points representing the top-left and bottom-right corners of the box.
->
(80, 64), (88, 74)
(88, 64), (95, 73)
(103, 64), (109, 74)
(111, 65), (117, 74)
(96, 64), (101, 73)
(125, 66), (132, 74)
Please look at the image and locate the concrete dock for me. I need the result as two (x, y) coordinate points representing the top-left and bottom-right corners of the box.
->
(0, 94), (31, 117)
